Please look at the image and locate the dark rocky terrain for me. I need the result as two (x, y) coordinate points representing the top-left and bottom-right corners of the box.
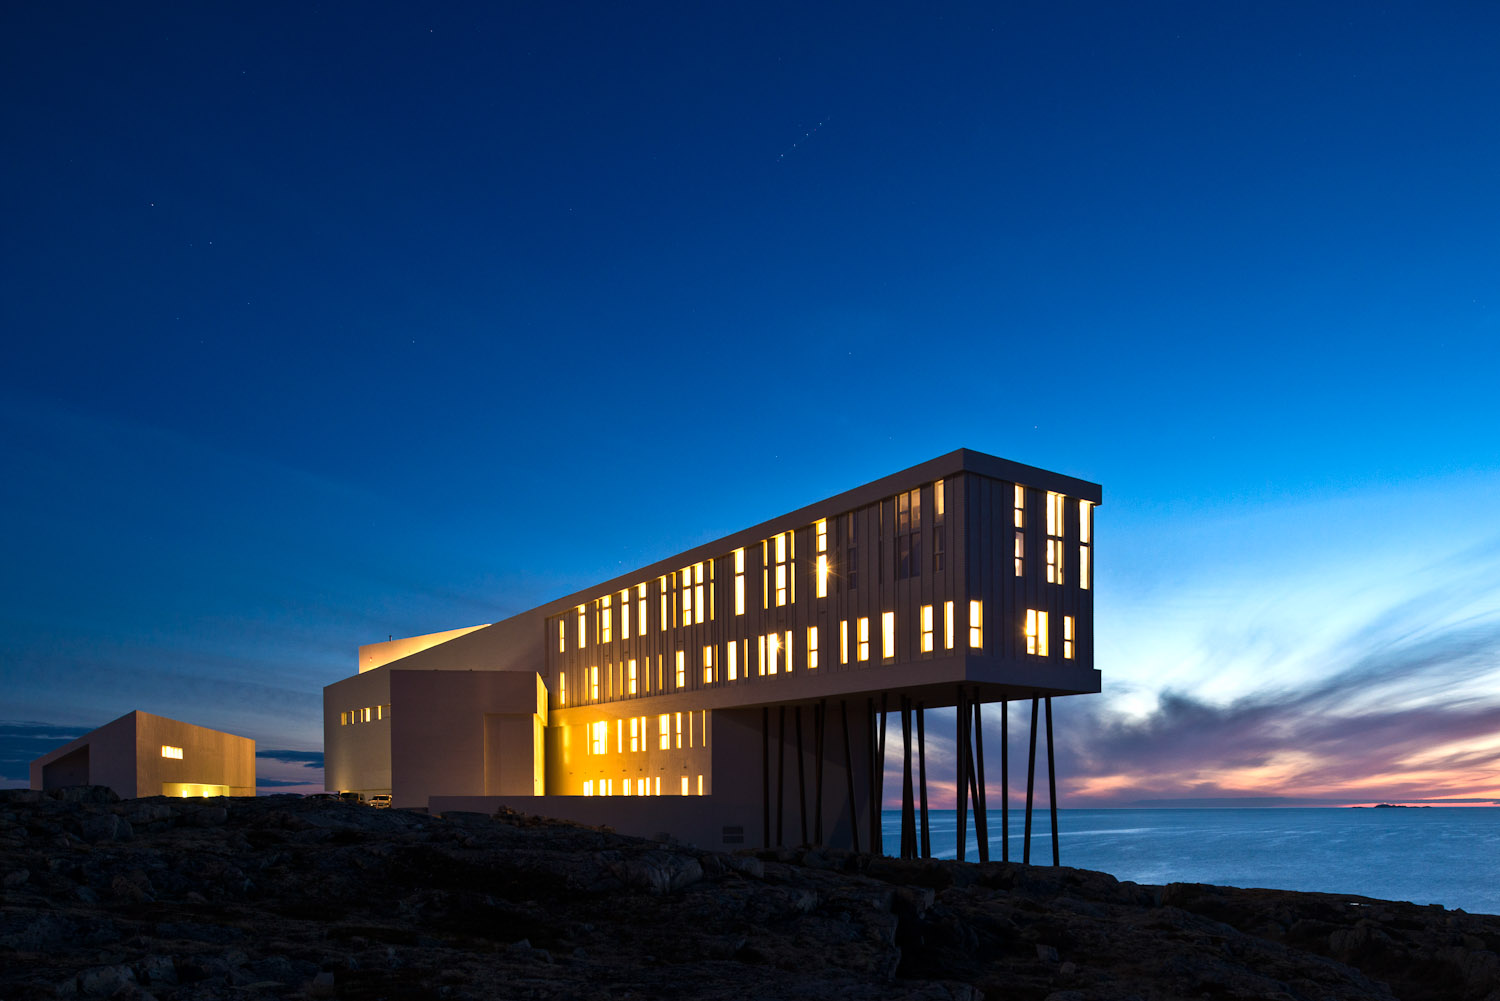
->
(1, 788), (1496, 1001)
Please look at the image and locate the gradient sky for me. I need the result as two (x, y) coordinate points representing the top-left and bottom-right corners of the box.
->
(3, 3), (1497, 804)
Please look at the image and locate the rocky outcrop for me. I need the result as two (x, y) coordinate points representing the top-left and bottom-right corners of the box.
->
(0, 788), (1495, 1000)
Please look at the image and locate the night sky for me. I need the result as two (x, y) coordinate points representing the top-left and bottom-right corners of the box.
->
(3, 3), (1497, 805)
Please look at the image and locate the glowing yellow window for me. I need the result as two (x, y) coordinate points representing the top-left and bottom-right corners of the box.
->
(681, 569), (693, 625)
(785, 629), (793, 671)
(694, 563), (705, 625)
(629, 717), (640, 752)
(767, 632), (780, 674)
(944, 600), (954, 650)
(681, 775), (690, 795)
(1014, 484), (1025, 527)
(1079, 500), (1092, 544)
(920, 605), (934, 653)
(697, 775), (704, 795)
(1046, 492), (1065, 585)
(589, 666), (599, 701)
(577, 605), (586, 648)
(727, 640), (738, 681)
(659, 576), (668, 631)
(969, 600), (983, 649)
(558, 671), (567, 706)
(815, 520), (828, 598)
(840, 619), (849, 664)
(590, 721), (607, 754)
(161, 745), (183, 759)
(627, 658), (638, 695)
(734, 548), (745, 615)
(557, 620), (565, 653)
(1080, 545), (1091, 591)
(654, 777), (660, 796)
(1015, 531), (1025, 578)
(659, 714), (670, 749)
(675, 712), (683, 748)
(621, 589), (631, 639)
(882, 611), (895, 659)
(702, 644), (714, 683)
(675, 650), (685, 688)
(637, 583), (648, 635)
(583, 780), (594, 797)
(1025, 609), (1050, 656)
(808, 626), (819, 669)
(857, 617), (870, 662)
(1064, 615), (1075, 660)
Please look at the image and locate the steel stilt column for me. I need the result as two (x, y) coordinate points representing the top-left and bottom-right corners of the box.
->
(814, 701), (826, 846)
(956, 686), (969, 862)
(841, 700), (859, 853)
(900, 697), (915, 858)
(796, 705), (808, 847)
(973, 690), (989, 863)
(1025, 694), (1039, 865)
(776, 705), (786, 847)
(761, 707), (770, 849)
(916, 701), (930, 859)
(1046, 696), (1060, 867)
(1001, 700), (1009, 863)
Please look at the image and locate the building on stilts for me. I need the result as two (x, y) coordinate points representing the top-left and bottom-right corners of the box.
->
(323, 448), (1100, 860)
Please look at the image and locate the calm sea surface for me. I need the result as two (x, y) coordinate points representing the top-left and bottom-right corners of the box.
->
(879, 808), (1500, 915)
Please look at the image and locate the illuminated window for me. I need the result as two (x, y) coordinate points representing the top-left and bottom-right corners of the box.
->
(590, 721), (607, 755)
(161, 745), (183, 759)
(808, 626), (819, 668)
(629, 717), (640, 753)
(675, 650), (686, 688)
(896, 488), (923, 579)
(558, 670), (567, 706)
(881, 611), (895, 659)
(702, 644), (714, 683)
(1079, 500), (1093, 590)
(1015, 531), (1025, 578)
(727, 640), (738, 681)
(680, 567), (694, 625)
(944, 600), (954, 649)
(921, 604), (934, 652)
(621, 589), (631, 639)
(758, 633), (765, 675)
(1046, 491), (1065, 585)
(603, 779), (613, 796)
(637, 583), (648, 635)
(340, 712), (348, 726)
(617, 719), (623, 753)
(627, 658), (638, 695)
(815, 520), (829, 598)
(1014, 485), (1025, 577)
(768, 531), (793, 606)
(675, 712), (683, 748)
(734, 548), (746, 614)
(933, 478), (946, 574)
(699, 562), (710, 622)
(577, 605), (586, 648)
(583, 780), (594, 797)
(557, 620), (565, 653)
(589, 666), (599, 701)
(840, 619), (849, 664)
(654, 777), (660, 796)
(857, 617), (870, 662)
(784, 629), (793, 671)
(1064, 615), (1075, 659)
(1026, 609), (1050, 656)
(659, 714), (670, 750)
(767, 632), (780, 674)
(697, 775), (704, 796)
(659, 576), (668, 631)
(969, 600), (983, 649)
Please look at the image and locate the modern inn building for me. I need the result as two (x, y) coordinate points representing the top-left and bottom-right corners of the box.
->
(324, 449), (1101, 856)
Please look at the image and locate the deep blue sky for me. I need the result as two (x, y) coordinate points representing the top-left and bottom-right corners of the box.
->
(3, 3), (1497, 801)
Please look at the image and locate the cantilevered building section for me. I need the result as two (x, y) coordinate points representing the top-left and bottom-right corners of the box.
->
(31, 710), (256, 799)
(324, 449), (1101, 857)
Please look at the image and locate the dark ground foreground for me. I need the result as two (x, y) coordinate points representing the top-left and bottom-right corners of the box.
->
(1, 790), (1497, 1001)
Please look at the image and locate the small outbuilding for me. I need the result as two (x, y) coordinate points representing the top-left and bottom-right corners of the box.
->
(30, 710), (255, 798)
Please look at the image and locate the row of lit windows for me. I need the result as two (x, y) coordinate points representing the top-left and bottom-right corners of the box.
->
(586, 711), (710, 755)
(556, 481), (1091, 655)
(161, 745), (183, 759)
(340, 704), (390, 725)
(561, 601), (1081, 704)
(583, 775), (705, 796)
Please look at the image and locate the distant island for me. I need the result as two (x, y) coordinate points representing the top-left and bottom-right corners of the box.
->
(1352, 803), (1432, 808)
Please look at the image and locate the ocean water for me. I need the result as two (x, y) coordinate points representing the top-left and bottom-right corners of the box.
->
(880, 807), (1500, 915)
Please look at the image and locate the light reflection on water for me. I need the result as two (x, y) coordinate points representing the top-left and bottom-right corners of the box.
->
(879, 807), (1500, 915)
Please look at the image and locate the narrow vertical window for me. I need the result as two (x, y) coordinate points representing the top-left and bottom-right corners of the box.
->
(808, 626), (819, 668)
(584, 780), (594, 797)
(785, 629), (793, 672)
(681, 567), (694, 625)
(1014, 485), (1025, 577)
(558, 670), (567, 706)
(627, 658), (637, 695)
(857, 617), (870, 662)
(1015, 531), (1025, 578)
(702, 644), (714, 684)
(629, 717), (640, 753)
(577, 605), (586, 648)
(944, 600), (954, 650)
(840, 620), (849, 664)
(1064, 615), (1075, 660)
(762, 540), (769, 610)
(638, 582), (648, 635)
(697, 775), (704, 796)
(767, 632), (780, 674)
(600, 595), (612, 643)
(847, 512), (859, 591)
(734, 548), (746, 615)
(589, 666), (599, 700)
(969, 600), (983, 649)
(727, 640), (738, 681)
(1079, 500), (1093, 591)
(1046, 492), (1065, 585)
(895, 489), (923, 579)
(920, 604), (934, 653)
(675, 712), (683, 748)
(772, 532), (791, 606)
(758, 633), (766, 675)
(675, 650), (686, 688)
(694, 562), (705, 624)
(1025, 609), (1049, 655)
(681, 775), (690, 796)
(621, 589), (631, 639)
(815, 519), (829, 598)
(882, 611), (895, 659)
(659, 714), (670, 750)
(659, 576), (668, 631)
(558, 620), (565, 653)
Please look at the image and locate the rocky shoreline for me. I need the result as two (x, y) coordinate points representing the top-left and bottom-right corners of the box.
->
(1, 788), (1496, 1000)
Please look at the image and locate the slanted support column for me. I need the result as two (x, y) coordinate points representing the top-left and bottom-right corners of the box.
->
(955, 686), (969, 862)
(795, 705), (808, 847)
(776, 706), (786, 847)
(841, 700), (859, 853)
(972, 689), (989, 863)
(1001, 700), (1010, 862)
(900, 697), (916, 859)
(813, 700), (826, 846)
(1046, 696), (1060, 866)
(1025, 693), (1039, 865)
(916, 701), (930, 859)
(762, 707), (770, 849)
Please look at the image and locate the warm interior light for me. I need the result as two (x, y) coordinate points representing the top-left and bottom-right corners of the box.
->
(969, 600), (982, 649)
(857, 617), (869, 662)
(816, 553), (828, 598)
(921, 604), (933, 653)
(882, 611), (895, 659)
(161, 745), (183, 759)
(1064, 615), (1075, 659)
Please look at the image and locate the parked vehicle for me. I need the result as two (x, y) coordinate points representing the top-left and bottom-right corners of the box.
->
(369, 794), (392, 809)
(337, 791), (364, 804)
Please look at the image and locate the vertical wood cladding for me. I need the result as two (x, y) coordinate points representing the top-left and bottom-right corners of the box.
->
(544, 460), (1098, 714)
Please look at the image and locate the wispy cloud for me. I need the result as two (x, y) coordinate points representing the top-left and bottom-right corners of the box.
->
(0, 721), (87, 787)
(256, 749), (324, 768)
